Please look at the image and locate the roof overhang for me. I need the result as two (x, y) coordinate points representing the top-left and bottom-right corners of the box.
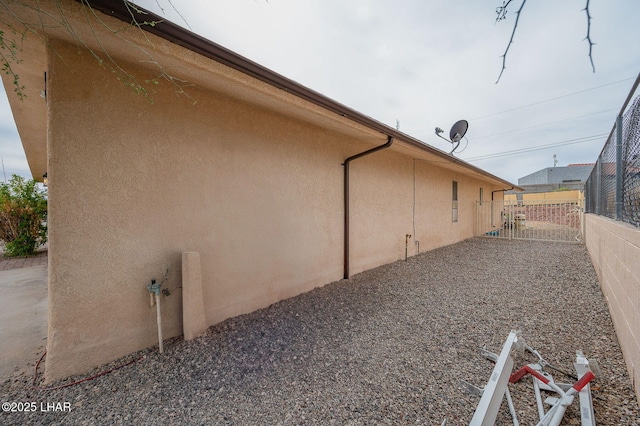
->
(0, 21), (48, 180)
(1, 0), (522, 190)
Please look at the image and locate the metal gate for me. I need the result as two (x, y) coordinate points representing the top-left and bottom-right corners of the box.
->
(476, 198), (584, 243)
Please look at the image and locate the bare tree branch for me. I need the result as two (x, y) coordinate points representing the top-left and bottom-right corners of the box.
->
(495, 0), (527, 84)
(1, 1), (196, 103)
(583, 0), (596, 73)
(496, 0), (598, 82)
(152, 0), (192, 30)
(495, 0), (514, 23)
(167, 0), (192, 31)
(82, 0), (195, 102)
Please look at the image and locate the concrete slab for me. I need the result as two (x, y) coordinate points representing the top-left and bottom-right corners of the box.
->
(0, 265), (48, 381)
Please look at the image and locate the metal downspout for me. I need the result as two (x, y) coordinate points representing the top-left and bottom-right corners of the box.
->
(343, 136), (393, 279)
(491, 187), (514, 201)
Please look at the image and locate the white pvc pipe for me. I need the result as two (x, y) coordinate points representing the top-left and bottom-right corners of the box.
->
(155, 292), (164, 353)
(504, 387), (519, 426)
(533, 377), (545, 421)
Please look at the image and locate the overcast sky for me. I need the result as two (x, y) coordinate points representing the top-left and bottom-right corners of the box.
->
(1, 0), (639, 183)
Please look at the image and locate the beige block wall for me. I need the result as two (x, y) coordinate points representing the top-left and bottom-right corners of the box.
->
(504, 190), (583, 204)
(44, 39), (503, 381)
(585, 214), (640, 402)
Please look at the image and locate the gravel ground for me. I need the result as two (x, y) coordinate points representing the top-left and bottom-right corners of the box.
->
(1, 238), (639, 425)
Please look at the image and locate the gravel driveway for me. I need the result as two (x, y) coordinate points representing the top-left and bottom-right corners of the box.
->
(1, 238), (638, 425)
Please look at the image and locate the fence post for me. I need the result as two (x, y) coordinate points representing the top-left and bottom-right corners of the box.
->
(615, 115), (623, 220)
(595, 160), (601, 216)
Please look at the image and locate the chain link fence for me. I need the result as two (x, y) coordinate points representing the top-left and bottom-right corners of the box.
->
(585, 75), (640, 226)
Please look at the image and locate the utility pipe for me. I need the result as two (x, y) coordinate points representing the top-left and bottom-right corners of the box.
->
(343, 136), (393, 279)
(405, 234), (412, 261)
(155, 293), (164, 353)
(148, 279), (164, 353)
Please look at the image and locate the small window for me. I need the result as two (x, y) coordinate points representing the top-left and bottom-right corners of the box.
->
(479, 187), (484, 206)
(452, 181), (458, 222)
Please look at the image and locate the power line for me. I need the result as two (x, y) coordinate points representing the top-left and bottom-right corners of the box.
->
(473, 107), (618, 139)
(465, 134), (605, 161)
(463, 133), (608, 161)
(470, 77), (635, 120)
(409, 78), (631, 138)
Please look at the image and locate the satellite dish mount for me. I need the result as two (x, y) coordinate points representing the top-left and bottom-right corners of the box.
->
(435, 120), (469, 154)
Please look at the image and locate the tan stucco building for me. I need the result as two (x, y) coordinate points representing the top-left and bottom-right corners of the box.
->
(1, 0), (519, 382)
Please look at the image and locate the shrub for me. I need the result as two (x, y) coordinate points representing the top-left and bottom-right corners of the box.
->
(0, 175), (47, 257)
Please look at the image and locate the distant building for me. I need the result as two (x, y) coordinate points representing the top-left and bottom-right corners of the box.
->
(517, 163), (594, 192)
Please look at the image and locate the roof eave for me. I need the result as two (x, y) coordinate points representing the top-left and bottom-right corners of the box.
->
(82, 0), (521, 190)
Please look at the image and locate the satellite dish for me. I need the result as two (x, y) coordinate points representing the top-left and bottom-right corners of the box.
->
(449, 120), (468, 143)
(435, 119), (469, 155)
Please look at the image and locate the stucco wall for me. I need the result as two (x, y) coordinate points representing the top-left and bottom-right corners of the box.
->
(44, 39), (504, 381)
(349, 155), (487, 275)
(584, 214), (640, 401)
